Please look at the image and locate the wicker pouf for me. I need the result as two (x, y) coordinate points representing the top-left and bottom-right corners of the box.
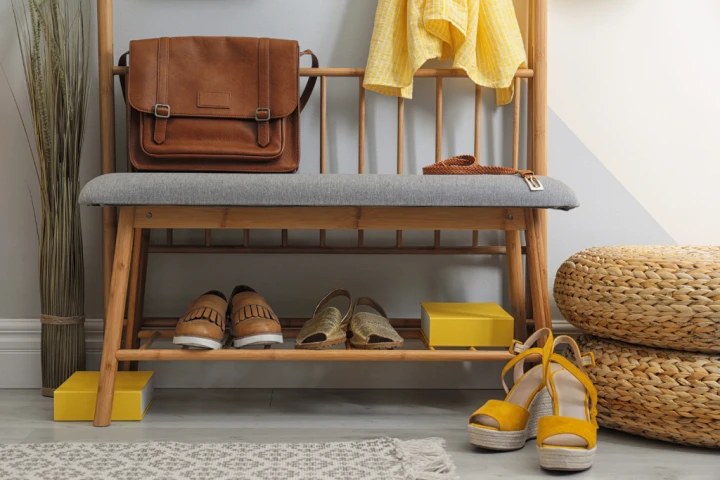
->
(577, 335), (720, 448)
(555, 246), (720, 353)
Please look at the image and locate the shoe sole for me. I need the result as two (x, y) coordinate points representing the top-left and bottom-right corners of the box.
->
(467, 388), (553, 451)
(538, 446), (596, 471)
(233, 333), (284, 348)
(173, 335), (225, 350)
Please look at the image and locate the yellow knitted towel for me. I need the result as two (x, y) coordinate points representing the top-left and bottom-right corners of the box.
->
(364, 0), (526, 105)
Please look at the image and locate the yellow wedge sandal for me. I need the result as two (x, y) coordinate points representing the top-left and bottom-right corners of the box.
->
(536, 335), (598, 472)
(467, 328), (554, 451)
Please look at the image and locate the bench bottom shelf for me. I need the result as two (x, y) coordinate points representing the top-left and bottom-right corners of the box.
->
(116, 348), (513, 362)
(121, 327), (513, 362)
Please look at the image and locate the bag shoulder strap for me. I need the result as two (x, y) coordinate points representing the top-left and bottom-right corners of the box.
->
(119, 51), (129, 100)
(299, 49), (318, 113)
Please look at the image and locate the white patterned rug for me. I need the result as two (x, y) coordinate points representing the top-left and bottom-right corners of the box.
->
(0, 438), (456, 480)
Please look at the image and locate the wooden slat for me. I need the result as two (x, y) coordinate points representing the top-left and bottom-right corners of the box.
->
(512, 76), (522, 170)
(358, 76), (366, 247)
(134, 207), (527, 231)
(204, 229), (212, 247)
(396, 97), (405, 247)
(474, 85), (482, 159)
(320, 76), (327, 172)
(435, 78), (443, 248)
(141, 317), (423, 330)
(116, 348), (513, 362)
(472, 85), (482, 247)
(166, 229), (173, 246)
(243, 229), (250, 247)
(148, 245), (517, 255)
(435, 78), (443, 163)
(113, 66), (534, 79)
(320, 76), (327, 247)
(358, 77), (366, 173)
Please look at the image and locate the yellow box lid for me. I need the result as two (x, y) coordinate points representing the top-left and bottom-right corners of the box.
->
(421, 302), (513, 321)
(55, 371), (154, 393)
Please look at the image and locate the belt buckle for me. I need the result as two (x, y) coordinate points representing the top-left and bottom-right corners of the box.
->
(522, 173), (544, 192)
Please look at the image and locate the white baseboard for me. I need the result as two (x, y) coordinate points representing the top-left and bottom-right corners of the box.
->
(0, 318), (578, 389)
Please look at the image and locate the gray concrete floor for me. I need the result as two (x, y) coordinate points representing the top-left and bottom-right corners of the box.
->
(0, 389), (717, 479)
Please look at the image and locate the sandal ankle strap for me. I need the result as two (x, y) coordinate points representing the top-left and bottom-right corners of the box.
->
(501, 328), (553, 394)
(313, 289), (354, 325)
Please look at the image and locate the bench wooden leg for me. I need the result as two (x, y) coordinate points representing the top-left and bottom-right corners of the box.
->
(525, 208), (552, 334)
(94, 207), (136, 427)
(121, 229), (150, 372)
(505, 230), (527, 341)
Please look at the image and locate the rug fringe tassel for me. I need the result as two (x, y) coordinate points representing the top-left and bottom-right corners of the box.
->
(394, 438), (458, 480)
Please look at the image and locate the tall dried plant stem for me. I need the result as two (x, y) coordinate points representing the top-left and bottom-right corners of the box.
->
(12, 0), (91, 396)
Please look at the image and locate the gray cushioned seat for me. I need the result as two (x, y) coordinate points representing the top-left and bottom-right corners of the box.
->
(78, 173), (579, 210)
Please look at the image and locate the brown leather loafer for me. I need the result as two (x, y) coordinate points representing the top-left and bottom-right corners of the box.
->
(173, 290), (228, 349)
(229, 286), (283, 348)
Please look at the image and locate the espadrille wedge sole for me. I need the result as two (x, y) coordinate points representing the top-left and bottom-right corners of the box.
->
(468, 387), (553, 450)
(536, 335), (599, 472)
(538, 446), (596, 471)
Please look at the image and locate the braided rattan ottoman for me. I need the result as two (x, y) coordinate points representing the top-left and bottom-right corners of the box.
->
(577, 335), (720, 448)
(555, 246), (720, 353)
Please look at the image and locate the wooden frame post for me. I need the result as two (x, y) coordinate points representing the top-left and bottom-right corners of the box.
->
(97, 0), (116, 314)
(94, 207), (135, 427)
(531, 0), (549, 329)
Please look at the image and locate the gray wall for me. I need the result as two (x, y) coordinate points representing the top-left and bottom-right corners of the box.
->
(0, 1), (673, 388)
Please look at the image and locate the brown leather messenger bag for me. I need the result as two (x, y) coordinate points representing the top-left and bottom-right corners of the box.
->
(120, 36), (317, 172)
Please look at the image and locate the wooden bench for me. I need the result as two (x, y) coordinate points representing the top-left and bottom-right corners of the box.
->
(84, 0), (569, 427)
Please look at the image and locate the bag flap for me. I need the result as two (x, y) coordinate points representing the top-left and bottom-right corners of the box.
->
(128, 37), (299, 119)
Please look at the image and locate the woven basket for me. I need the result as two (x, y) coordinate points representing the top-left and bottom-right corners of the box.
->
(555, 246), (720, 353)
(577, 335), (720, 448)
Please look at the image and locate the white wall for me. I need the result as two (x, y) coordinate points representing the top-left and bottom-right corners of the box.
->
(549, 0), (720, 244)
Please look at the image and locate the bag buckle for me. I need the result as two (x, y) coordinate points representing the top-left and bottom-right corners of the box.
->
(255, 107), (271, 122)
(154, 104), (171, 119)
(521, 172), (544, 192)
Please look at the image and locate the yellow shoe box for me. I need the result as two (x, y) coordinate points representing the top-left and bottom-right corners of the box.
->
(420, 302), (514, 347)
(54, 371), (155, 422)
